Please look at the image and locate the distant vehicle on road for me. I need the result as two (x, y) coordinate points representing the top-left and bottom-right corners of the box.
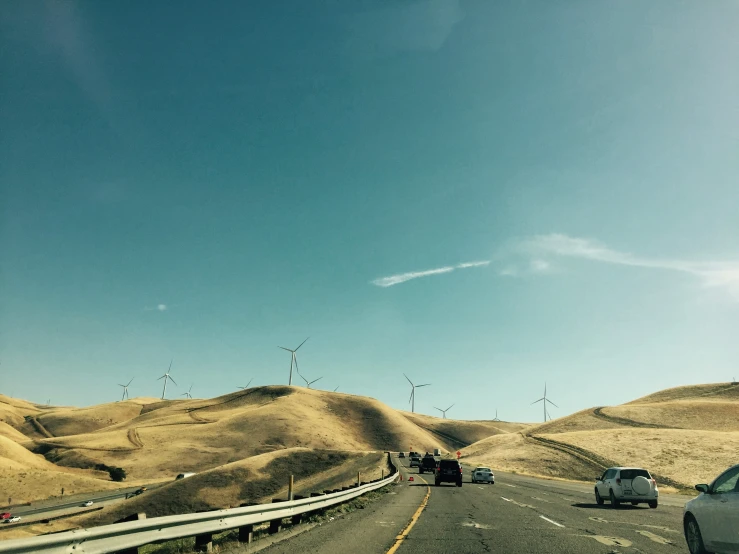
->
(5, 516), (21, 523)
(409, 455), (421, 468)
(83, 500), (94, 507)
(471, 467), (495, 484)
(420, 455), (437, 474)
(595, 467), (658, 508)
(0, 513), (10, 520)
(133, 487), (147, 495)
(398, 452), (405, 458)
(435, 459), (463, 487)
(175, 473), (197, 480)
(433, 448), (441, 456)
(683, 463), (739, 554)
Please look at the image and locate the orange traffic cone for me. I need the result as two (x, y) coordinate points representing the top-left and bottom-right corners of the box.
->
(408, 476), (414, 482)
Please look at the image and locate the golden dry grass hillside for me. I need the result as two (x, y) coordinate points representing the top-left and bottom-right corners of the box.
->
(30, 387), (452, 481)
(463, 381), (739, 491)
(401, 411), (530, 449)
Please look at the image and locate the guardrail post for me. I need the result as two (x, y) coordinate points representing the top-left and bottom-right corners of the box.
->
(238, 502), (259, 544)
(288, 474), (294, 501)
(382, 469), (384, 480)
(357, 471), (361, 486)
(112, 513), (146, 554)
(290, 495), (306, 524)
(194, 532), (213, 552)
(269, 499), (284, 534)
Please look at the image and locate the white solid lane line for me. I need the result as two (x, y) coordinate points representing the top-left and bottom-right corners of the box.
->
(501, 497), (512, 502)
(539, 515), (565, 528)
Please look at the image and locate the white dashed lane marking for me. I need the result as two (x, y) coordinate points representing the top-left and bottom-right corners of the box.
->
(539, 515), (565, 528)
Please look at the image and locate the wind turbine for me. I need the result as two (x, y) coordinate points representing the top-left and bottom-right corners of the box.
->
(298, 370), (322, 389)
(278, 337), (309, 385)
(238, 378), (253, 390)
(492, 409), (501, 422)
(158, 360), (177, 400)
(434, 403), (454, 419)
(531, 383), (558, 422)
(333, 386), (339, 392)
(404, 374), (430, 413)
(181, 384), (193, 399)
(118, 378), (134, 401)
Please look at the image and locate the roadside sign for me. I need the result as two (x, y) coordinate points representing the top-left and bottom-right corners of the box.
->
(456, 451), (461, 459)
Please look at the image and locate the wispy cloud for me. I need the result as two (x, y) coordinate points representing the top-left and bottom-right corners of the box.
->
(145, 303), (168, 312)
(522, 233), (739, 298)
(372, 260), (490, 287)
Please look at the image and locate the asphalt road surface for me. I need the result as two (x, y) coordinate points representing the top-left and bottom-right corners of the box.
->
(259, 455), (692, 554)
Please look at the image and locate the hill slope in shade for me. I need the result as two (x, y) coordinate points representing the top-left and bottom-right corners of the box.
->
(463, 381), (739, 490)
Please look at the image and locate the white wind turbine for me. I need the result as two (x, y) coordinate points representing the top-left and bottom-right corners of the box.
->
(158, 360), (177, 400)
(434, 403), (454, 419)
(531, 383), (558, 422)
(298, 369), (322, 389)
(493, 409), (501, 422)
(181, 384), (194, 399)
(118, 378), (134, 401)
(238, 378), (253, 390)
(278, 337), (309, 385)
(404, 374), (430, 413)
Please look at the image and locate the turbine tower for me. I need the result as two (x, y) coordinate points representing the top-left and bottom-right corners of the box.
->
(158, 360), (177, 400)
(181, 384), (193, 399)
(531, 383), (558, 422)
(434, 403), (454, 419)
(404, 374), (430, 413)
(238, 378), (253, 390)
(118, 378), (134, 401)
(278, 337), (309, 385)
(333, 386), (339, 392)
(493, 409), (501, 422)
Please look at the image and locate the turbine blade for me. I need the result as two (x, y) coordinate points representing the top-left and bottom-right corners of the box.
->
(278, 346), (294, 352)
(246, 378), (253, 388)
(409, 389), (414, 404)
(127, 378), (134, 386)
(168, 360), (173, 371)
(118, 384), (126, 388)
(169, 376), (178, 386)
(295, 337), (310, 351)
(446, 404), (455, 411)
(294, 355), (301, 375)
(310, 377), (323, 385)
(531, 398), (544, 404)
(403, 373), (414, 386)
(157, 375), (166, 380)
(434, 407), (442, 412)
(546, 399), (559, 408)
(416, 383), (431, 388)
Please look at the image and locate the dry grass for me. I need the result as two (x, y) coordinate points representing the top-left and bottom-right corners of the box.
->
(462, 433), (600, 481)
(601, 401), (739, 431)
(546, 429), (739, 488)
(401, 411), (529, 449)
(628, 382), (739, 404)
(30, 387), (445, 481)
(35, 401), (146, 437)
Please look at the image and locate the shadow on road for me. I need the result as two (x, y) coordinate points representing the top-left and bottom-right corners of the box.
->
(572, 503), (647, 510)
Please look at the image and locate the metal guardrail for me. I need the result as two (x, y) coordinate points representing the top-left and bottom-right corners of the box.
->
(0, 459), (398, 554)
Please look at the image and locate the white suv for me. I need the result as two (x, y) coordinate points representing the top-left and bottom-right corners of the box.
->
(683, 464), (739, 554)
(595, 467), (658, 508)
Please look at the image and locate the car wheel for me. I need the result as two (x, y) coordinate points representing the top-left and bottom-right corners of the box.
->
(435, 480), (440, 487)
(684, 515), (709, 554)
(419, 469), (423, 474)
(457, 481), (462, 487)
(631, 501), (639, 506)
(648, 500), (658, 509)
(609, 490), (620, 508)
(595, 488), (604, 505)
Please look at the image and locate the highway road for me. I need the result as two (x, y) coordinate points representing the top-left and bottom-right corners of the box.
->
(258, 455), (692, 554)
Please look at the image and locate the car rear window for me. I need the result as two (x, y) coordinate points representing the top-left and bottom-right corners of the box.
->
(620, 469), (650, 480)
(439, 460), (460, 469)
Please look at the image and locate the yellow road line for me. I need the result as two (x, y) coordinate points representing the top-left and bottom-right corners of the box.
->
(386, 474), (430, 554)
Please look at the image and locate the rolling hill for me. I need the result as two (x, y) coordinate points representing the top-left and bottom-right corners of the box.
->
(462, 381), (739, 490)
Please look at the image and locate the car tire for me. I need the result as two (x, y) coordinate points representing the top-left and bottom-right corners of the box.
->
(419, 469), (423, 474)
(609, 490), (620, 508)
(648, 500), (658, 509)
(435, 480), (440, 486)
(631, 501), (639, 506)
(471, 478), (475, 484)
(457, 481), (462, 487)
(684, 514), (709, 554)
(595, 488), (604, 505)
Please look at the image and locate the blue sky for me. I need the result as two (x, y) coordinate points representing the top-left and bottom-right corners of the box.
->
(1, 1), (738, 422)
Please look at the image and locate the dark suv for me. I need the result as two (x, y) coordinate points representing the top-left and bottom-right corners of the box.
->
(436, 459), (463, 487)
(420, 454), (437, 474)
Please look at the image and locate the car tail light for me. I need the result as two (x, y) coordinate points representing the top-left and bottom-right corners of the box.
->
(616, 478), (621, 485)
(651, 479), (656, 485)
(459, 467), (463, 473)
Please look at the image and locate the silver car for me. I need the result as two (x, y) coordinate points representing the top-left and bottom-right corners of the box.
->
(683, 464), (739, 554)
(471, 467), (495, 484)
